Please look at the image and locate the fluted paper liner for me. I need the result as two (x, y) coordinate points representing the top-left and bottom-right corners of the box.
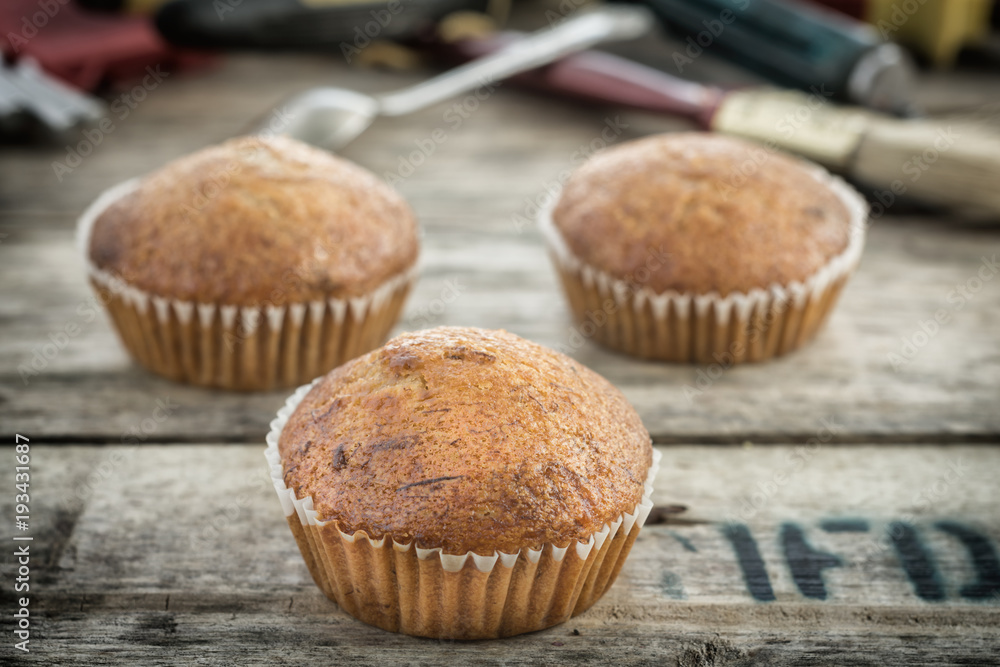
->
(265, 381), (661, 639)
(539, 165), (868, 363)
(76, 179), (415, 390)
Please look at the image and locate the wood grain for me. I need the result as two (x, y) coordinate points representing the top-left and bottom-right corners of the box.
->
(3, 51), (999, 442)
(2, 444), (998, 665)
(2, 13), (1000, 664)
(2, 220), (999, 442)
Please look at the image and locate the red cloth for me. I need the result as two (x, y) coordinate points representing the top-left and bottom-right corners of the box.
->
(1, 0), (212, 91)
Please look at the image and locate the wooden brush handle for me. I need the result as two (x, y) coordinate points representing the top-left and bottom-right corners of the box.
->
(435, 32), (725, 126)
(852, 118), (1000, 220)
(713, 89), (1000, 219)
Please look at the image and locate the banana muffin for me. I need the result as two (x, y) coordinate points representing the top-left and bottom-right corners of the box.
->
(542, 132), (867, 363)
(78, 135), (419, 390)
(266, 326), (659, 638)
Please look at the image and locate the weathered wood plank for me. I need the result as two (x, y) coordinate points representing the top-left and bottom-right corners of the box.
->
(3, 10), (1000, 665)
(2, 443), (998, 665)
(2, 219), (999, 441)
(12, 608), (1000, 666)
(3, 44), (999, 442)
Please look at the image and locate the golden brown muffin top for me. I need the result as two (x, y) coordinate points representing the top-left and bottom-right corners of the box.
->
(88, 135), (418, 304)
(279, 327), (653, 555)
(551, 133), (853, 296)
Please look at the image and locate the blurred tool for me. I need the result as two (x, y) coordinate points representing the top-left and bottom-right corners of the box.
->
(442, 32), (1000, 219)
(78, 0), (173, 12)
(257, 6), (652, 150)
(0, 0), (209, 92)
(612, 0), (918, 115)
(808, 0), (995, 67)
(155, 0), (497, 49)
(0, 57), (104, 136)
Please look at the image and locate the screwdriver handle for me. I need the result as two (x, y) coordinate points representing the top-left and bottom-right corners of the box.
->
(611, 0), (916, 113)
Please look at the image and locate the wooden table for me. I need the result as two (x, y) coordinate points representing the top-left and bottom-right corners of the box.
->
(2, 12), (1000, 664)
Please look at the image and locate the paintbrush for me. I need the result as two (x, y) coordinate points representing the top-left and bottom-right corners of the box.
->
(438, 34), (1000, 220)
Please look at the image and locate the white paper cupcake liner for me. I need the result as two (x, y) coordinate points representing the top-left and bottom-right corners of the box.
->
(76, 179), (416, 390)
(265, 380), (661, 638)
(538, 164), (868, 363)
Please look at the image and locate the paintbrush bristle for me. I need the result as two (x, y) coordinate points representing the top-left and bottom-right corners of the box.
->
(852, 119), (1000, 219)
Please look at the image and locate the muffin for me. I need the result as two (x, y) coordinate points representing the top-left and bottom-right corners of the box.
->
(541, 133), (867, 363)
(265, 326), (659, 639)
(77, 135), (419, 390)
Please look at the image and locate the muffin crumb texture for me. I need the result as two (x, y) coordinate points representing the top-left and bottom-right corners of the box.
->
(88, 135), (418, 304)
(552, 133), (852, 296)
(279, 327), (653, 555)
